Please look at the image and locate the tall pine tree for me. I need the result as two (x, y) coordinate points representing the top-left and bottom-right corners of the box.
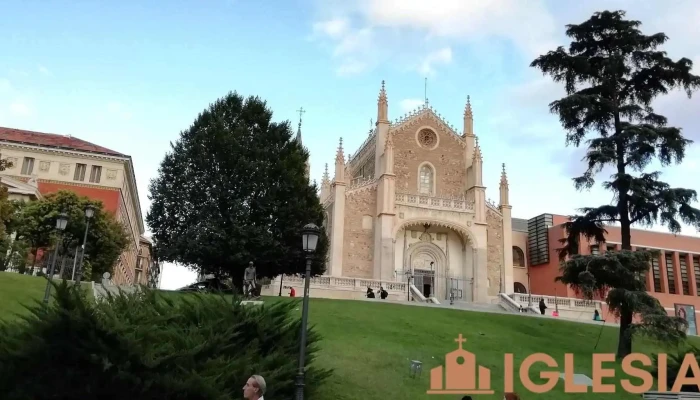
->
(147, 92), (327, 285)
(531, 10), (700, 358)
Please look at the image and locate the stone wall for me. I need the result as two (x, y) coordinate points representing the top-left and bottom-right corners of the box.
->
(486, 208), (504, 296)
(392, 114), (466, 197)
(342, 187), (377, 278)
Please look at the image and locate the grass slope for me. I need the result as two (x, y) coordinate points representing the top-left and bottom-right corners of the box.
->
(1, 273), (695, 399)
(281, 297), (695, 400)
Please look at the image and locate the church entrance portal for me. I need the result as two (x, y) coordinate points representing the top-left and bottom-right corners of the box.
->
(414, 268), (435, 298)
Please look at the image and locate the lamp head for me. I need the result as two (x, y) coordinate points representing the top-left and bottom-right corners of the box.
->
(56, 212), (69, 231)
(85, 204), (96, 219)
(301, 223), (320, 253)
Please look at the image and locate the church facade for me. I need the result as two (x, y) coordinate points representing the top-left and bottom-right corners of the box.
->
(317, 82), (515, 303)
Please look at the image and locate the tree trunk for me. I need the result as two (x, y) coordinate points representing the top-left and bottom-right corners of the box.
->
(616, 309), (634, 359)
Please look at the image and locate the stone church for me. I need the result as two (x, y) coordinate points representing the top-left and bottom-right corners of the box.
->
(316, 81), (515, 304)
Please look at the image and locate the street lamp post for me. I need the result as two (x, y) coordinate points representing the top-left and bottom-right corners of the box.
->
(296, 223), (320, 400)
(74, 204), (95, 285)
(43, 212), (69, 305)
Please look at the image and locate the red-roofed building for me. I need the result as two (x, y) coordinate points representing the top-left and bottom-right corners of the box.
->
(0, 126), (146, 285)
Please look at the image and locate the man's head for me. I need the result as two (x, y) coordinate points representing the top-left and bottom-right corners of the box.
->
(243, 375), (266, 399)
(248, 261), (254, 267)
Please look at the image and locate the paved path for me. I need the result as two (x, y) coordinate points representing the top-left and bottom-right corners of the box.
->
(359, 297), (620, 327)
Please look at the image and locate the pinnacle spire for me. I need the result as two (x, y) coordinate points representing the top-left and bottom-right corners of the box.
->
(500, 163), (508, 186)
(322, 163), (330, 182)
(464, 96), (472, 117)
(377, 80), (388, 122)
(472, 137), (482, 162)
(499, 162), (509, 206)
(296, 107), (306, 143)
(335, 137), (345, 164)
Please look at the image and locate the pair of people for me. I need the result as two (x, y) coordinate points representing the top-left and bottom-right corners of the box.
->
(366, 286), (388, 299)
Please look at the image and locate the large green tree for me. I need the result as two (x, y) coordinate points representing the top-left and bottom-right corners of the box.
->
(15, 191), (130, 280)
(531, 10), (700, 359)
(147, 92), (328, 284)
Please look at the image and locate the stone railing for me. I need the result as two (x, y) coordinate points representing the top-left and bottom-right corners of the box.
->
(349, 176), (376, 190)
(276, 274), (407, 292)
(395, 191), (475, 212)
(510, 293), (603, 310)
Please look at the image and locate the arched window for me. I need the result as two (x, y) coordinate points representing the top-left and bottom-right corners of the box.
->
(514, 282), (527, 294)
(512, 246), (525, 267)
(419, 164), (433, 195)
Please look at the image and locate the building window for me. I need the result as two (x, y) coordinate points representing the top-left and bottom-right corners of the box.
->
(606, 244), (616, 252)
(419, 164), (433, 195)
(74, 163), (87, 181)
(590, 245), (600, 255)
(636, 247), (648, 290)
(89, 165), (102, 183)
(514, 282), (527, 294)
(651, 253), (662, 292)
(512, 246), (525, 267)
(680, 254), (689, 295)
(20, 157), (34, 175)
(694, 256), (700, 297)
(665, 253), (676, 294)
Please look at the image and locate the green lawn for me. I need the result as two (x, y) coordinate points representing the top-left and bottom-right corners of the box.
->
(2, 272), (696, 399)
(0, 271), (92, 320)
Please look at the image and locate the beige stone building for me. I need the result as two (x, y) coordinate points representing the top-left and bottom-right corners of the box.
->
(0, 126), (145, 285)
(315, 82), (517, 303)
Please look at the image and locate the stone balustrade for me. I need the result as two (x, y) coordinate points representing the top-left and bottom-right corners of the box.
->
(278, 274), (406, 292)
(510, 293), (603, 310)
(395, 192), (475, 212)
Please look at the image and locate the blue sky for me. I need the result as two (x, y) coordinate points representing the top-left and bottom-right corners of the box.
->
(1, 0), (699, 289)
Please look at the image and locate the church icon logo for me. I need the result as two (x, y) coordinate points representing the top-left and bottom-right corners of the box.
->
(427, 334), (494, 395)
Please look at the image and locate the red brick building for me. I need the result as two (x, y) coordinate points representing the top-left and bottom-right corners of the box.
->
(526, 213), (700, 325)
(0, 126), (146, 285)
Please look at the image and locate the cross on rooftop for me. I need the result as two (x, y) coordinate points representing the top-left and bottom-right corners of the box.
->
(455, 334), (467, 349)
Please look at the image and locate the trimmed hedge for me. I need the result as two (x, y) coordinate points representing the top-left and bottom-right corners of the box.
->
(0, 281), (331, 399)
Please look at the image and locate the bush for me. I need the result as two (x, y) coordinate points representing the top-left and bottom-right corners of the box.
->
(0, 281), (331, 399)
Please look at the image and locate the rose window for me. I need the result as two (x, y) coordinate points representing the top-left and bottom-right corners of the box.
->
(418, 129), (437, 148)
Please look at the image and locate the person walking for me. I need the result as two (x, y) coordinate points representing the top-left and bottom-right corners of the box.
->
(538, 298), (547, 315)
(243, 261), (257, 298)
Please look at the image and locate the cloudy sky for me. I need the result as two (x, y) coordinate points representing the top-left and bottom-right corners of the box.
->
(1, 0), (698, 290)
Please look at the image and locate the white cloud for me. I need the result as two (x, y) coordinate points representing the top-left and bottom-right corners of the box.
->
(399, 98), (424, 113)
(0, 79), (10, 93)
(38, 65), (51, 76)
(311, 0), (559, 75)
(417, 47), (452, 76)
(9, 102), (31, 117)
(312, 18), (350, 39)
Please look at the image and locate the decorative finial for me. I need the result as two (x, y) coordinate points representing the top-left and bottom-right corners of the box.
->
(465, 96), (473, 117)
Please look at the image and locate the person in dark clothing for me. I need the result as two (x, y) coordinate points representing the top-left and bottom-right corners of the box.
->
(366, 287), (375, 298)
(379, 287), (388, 299)
(539, 298), (547, 315)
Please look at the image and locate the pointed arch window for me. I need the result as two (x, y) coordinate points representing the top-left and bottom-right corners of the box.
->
(419, 164), (434, 195)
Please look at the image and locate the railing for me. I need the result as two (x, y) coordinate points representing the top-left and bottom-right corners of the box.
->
(349, 176), (376, 190)
(277, 275), (407, 292)
(499, 293), (528, 312)
(510, 293), (604, 310)
(395, 192), (475, 212)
